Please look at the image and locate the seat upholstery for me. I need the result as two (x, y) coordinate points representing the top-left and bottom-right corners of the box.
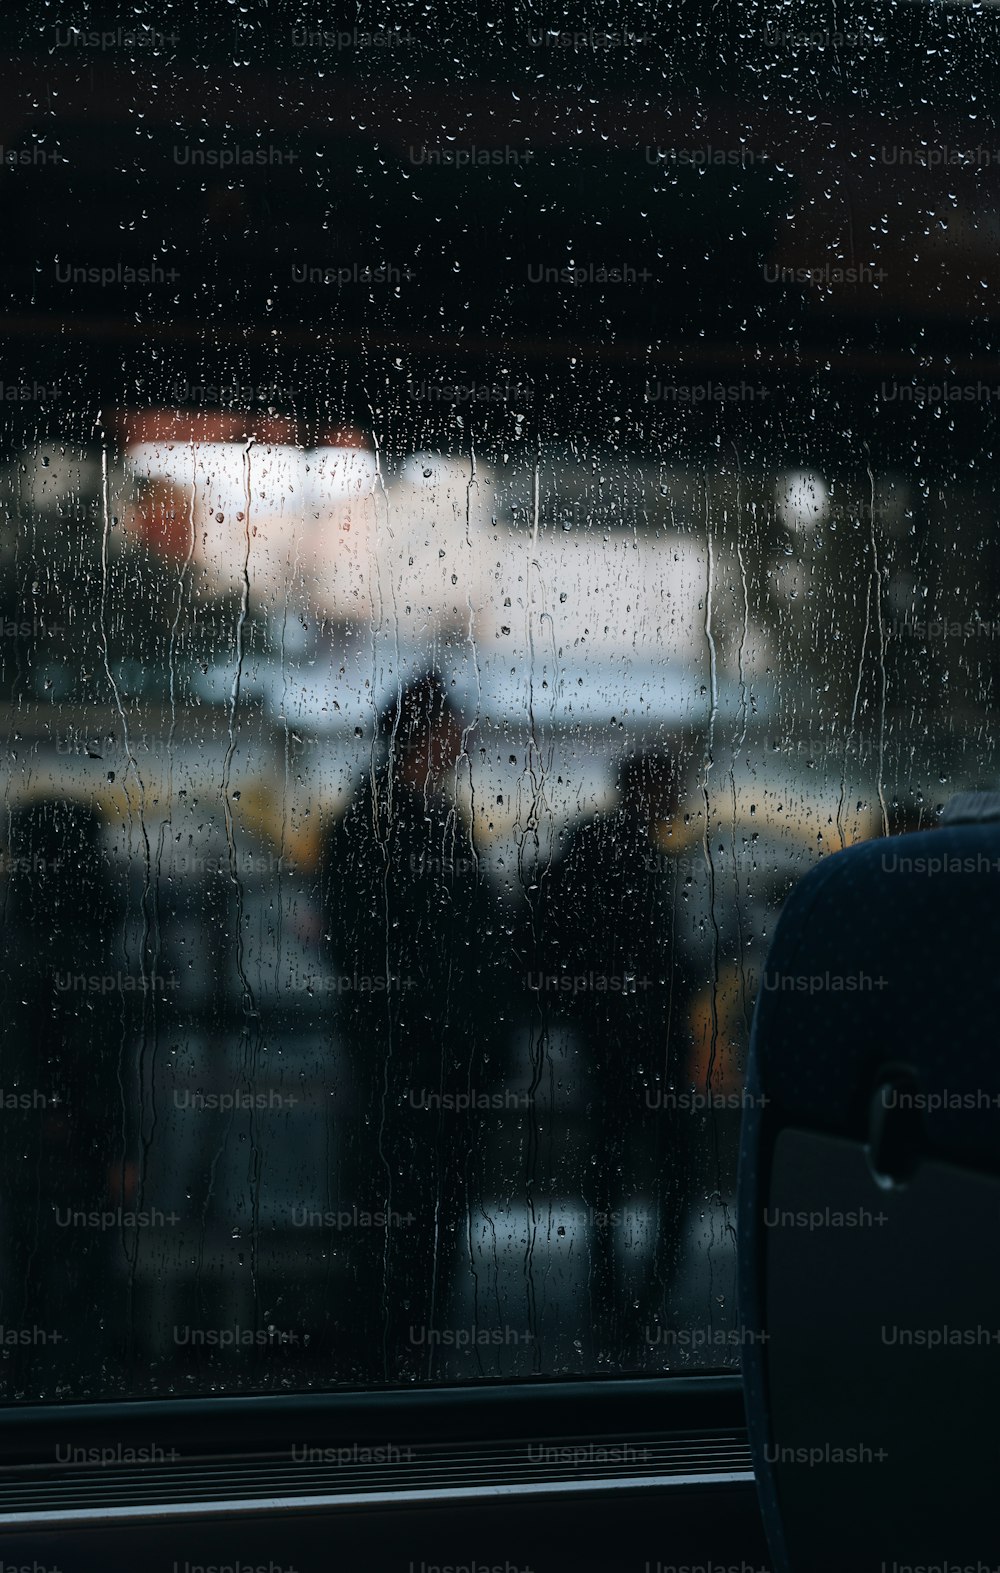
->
(738, 819), (1000, 1572)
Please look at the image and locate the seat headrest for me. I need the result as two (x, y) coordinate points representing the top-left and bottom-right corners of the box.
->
(752, 823), (1000, 1174)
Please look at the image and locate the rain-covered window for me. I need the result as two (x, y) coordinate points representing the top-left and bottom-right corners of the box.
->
(0, 2), (993, 1396)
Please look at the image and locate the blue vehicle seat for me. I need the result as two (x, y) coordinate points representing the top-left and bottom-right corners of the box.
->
(738, 801), (1000, 1572)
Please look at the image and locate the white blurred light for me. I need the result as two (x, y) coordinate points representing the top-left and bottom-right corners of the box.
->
(776, 469), (828, 533)
(126, 441), (380, 613)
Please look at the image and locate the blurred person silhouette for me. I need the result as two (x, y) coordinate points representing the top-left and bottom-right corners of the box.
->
(319, 673), (500, 1378)
(0, 797), (124, 1371)
(539, 748), (698, 1365)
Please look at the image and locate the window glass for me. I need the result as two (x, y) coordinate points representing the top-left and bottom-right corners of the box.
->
(0, 1), (993, 1396)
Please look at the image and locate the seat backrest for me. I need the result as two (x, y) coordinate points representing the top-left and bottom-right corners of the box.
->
(738, 817), (1000, 1573)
